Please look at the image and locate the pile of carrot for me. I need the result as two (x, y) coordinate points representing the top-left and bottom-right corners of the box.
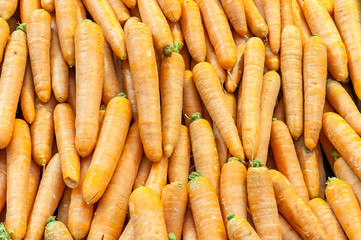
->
(1, 0), (361, 239)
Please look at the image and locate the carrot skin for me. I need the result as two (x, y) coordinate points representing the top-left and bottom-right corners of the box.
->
(27, 159), (41, 218)
(0, 15), (10, 62)
(102, 41), (121, 104)
(0, 150), (6, 213)
(57, 187), (72, 228)
(0, 0), (18, 20)
(44, 217), (73, 240)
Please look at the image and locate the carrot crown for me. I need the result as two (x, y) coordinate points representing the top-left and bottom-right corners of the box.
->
(327, 78), (334, 84)
(331, 149), (341, 160)
(163, 45), (173, 57)
(228, 157), (240, 162)
(117, 92), (127, 98)
(326, 177), (339, 185)
(188, 171), (203, 181)
(250, 159), (263, 168)
(81, 19), (92, 23)
(227, 213), (235, 221)
(0, 223), (12, 240)
(100, 104), (107, 110)
(46, 216), (57, 225)
(272, 118), (278, 122)
(168, 233), (176, 240)
(16, 23), (26, 33)
(190, 113), (202, 122)
(312, 34), (320, 37)
(172, 40), (184, 53)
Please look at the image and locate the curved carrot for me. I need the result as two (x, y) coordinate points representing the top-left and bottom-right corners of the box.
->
(0, 26), (27, 149)
(102, 41), (121, 104)
(281, 25), (303, 139)
(20, 61), (35, 124)
(56, 187), (72, 227)
(31, 95), (57, 166)
(0, 18), (9, 63)
(204, 31), (226, 84)
(67, 69), (76, 114)
(44, 216), (73, 240)
(183, 71), (202, 127)
(264, 0), (281, 53)
(182, 206), (198, 240)
(291, 0), (311, 46)
(278, 214), (302, 240)
(124, 17), (162, 162)
(6, 119), (31, 240)
(243, 0), (268, 38)
(75, 20), (104, 158)
(241, 37), (265, 160)
(194, 0), (237, 69)
(27, 159), (41, 218)
(220, 0), (247, 36)
(133, 155), (152, 190)
(109, 0), (130, 24)
(188, 173), (227, 240)
(0, 150), (6, 213)
(326, 178), (361, 239)
(265, 43), (280, 71)
(145, 155), (169, 196)
(157, 0), (181, 22)
(226, 213), (261, 240)
(271, 120), (309, 201)
(0, 0), (18, 20)
(303, 0), (348, 82)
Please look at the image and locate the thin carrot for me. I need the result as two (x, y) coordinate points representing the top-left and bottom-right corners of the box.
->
(108, 0), (130, 24)
(303, 0), (348, 82)
(271, 120), (309, 201)
(204, 32), (226, 84)
(169, 21), (184, 51)
(326, 178), (361, 240)
(182, 206), (198, 240)
(188, 172), (227, 240)
(31, 95), (57, 166)
(133, 155), (152, 190)
(44, 216), (73, 240)
(145, 155), (169, 197)
(0, 18), (9, 63)
(220, 0), (247, 36)
(194, 0), (237, 69)
(75, 20), (104, 158)
(273, 98), (285, 122)
(27, 159), (41, 218)
(291, 0), (311, 46)
(24, 154), (65, 240)
(236, 82), (243, 139)
(124, 17), (162, 162)
(183, 71), (202, 127)
(264, 0), (280, 53)
(20, 61), (36, 124)
(265, 43), (280, 71)
(122, 60), (138, 121)
(267, 147), (278, 170)
(214, 123), (229, 169)
(256, 71), (281, 164)
(243, 0), (269, 38)
(0, 25), (27, 149)
(122, 0), (136, 8)
(67, 69), (76, 114)
(102, 41), (121, 104)
(56, 187), (72, 228)
(75, 0), (86, 23)
(0, 0), (18, 20)
(0, 150), (6, 213)
(278, 214), (302, 240)
(316, 144), (326, 199)
(226, 213), (261, 240)
(280, 0), (293, 30)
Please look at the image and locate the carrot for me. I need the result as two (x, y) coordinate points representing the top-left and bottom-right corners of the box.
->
(188, 172), (227, 240)
(145, 155), (169, 196)
(193, 62), (245, 161)
(254, 0), (265, 18)
(161, 53), (185, 157)
(27, 159), (41, 218)
(334, 153), (361, 206)
(204, 32), (226, 84)
(273, 98), (285, 122)
(182, 206), (198, 240)
(281, 25), (303, 139)
(291, 0), (311, 46)
(7, 17), (17, 34)
(158, 0), (182, 22)
(179, 0), (206, 62)
(6, 119), (31, 240)
(303, 0), (348, 82)
(308, 198), (347, 240)
(109, 0), (130, 24)
(243, 0), (268, 39)
(334, 0), (361, 99)
(214, 123), (229, 169)
(220, 0), (247, 36)
(0, 150), (6, 213)
(236, 83), (243, 139)
(57, 187), (72, 228)
(133, 155), (152, 190)
(225, 92), (236, 122)
(241, 37), (265, 160)
(183, 71), (202, 127)
(75, 0), (86, 23)
(67, 69), (76, 114)
(0, 0), (18, 20)
(226, 213), (261, 240)
(75, 20), (104, 158)
(118, 220), (135, 240)
(122, 60), (137, 121)
(44, 216), (73, 240)
(0, 18), (9, 63)
(51, 24), (69, 103)
(319, 131), (336, 171)
(102, 41), (121, 104)
(0, 25), (27, 149)
(169, 21), (184, 51)
(181, 44), (191, 70)
(269, 170), (329, 239)
(271, 120), (309, 201)
(20, 61), (36, 124)
(41, 0), (54, 12)
(124, 18), (162, 162)
(129, 186), (168, 239)
(326, 178), (361, 240)
(264, 43), (280, 71)
(280, 0), (293, 30)
(24, 154), (65, 240)
(169, 125), (191, 186)
(256, 71), (281, 164)
(122, 0), (136, 9)
(31, 95), (57, 166)
(278, 214), (302, 240)
(303, 36), (327, 150)
(225, 33), (246, 93)
(264, 0), (280, 53)
(194, 0), (237, 69)
(68, 155), (93, 239)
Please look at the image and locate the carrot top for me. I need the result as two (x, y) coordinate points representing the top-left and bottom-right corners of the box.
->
(250, 159), (263, 167)
(228, 157), (240, 162)
(188, 171), (203, 181)
(163, 45), (173, 57)
(100, 104), (107, 110)
(0, 223), (12, 240)
(168, 233), (176, 240)
(172, 40), (184, 53)
(331, 149), (341, 160)
(272, 118), (278, 122)
(190, 112), (202, 122)
(117, 92), (127, 98)
(46, 216), (57, 225)
(81, 19), (92, 23)
(16, 23), (26, 32)
(226, 213), (236, 221)
(326, 177), (339, 185)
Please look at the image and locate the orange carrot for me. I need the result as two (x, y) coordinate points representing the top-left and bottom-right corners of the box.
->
(67, 69), (76, 114)
(214, 123), (229, 169)
(226, 213), (261, 240)
(159, 0), (182, 23)
(7, 17), (17, 34)
(124, 17), (162, 162)
(0, 0), (18, 20)
(291, 0), (311, 46)
(0, 18), (9, 63)
(31, 95), (57, 166)
(44, 216), (73, 240)
(0, 150), (6, 213)
(220, 0), (248, 36)
(27, 159), (41, 218)
(273, 98), (285, 122)
(133, 155), (152, 190)
(183, 71), (202, 127)
(145, 155), (169, 197)
(109, 0), (130, 24)
(122, 60), (137, 121)
(303, 0), (348, 82)
(57, 187), (72, 228)
(75, 0), (86, 23)
(280, 0), (293, 29)
(41, 0), (54, 12)
(236, 82), (243, 139)
(243, 0), (269, 38)
(265, 43), (280, 71)
(75, 20), (104, 158)
(278, 214), (302, 240)
(102, 41), (121, 104)
(181, 43), (191, 70)
(264, 0), (281, 53)
(169, 21), (184, 52)
(122, 0), (136, 9)
(0, 25), (27, 149)
(24, 154), (65, 240)
(182, 206), (198, 240)
(204, 31), (226, 84)
(20, 61), (36, 124)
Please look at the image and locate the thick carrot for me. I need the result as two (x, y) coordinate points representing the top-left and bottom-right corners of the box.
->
(281, 25), (303, 139)
(271, 120), (309, 201)
(27, 9), (52, 103)
(303, 0), (348, 82)
(109, 0), (130, 24)
(183, 71), (202, 127)
(169, 125), (191, 186)
(182, 206), (198, 240)
(241, 37), (265, 160)
(273, 98), (285, 122)
(0, 0), (18, 20)
(291, 0), (311, 46)
(20, 61), (35, 124)
(75, 20), (104, 158)
(226, 213), (261, 240)
(193, 62), (245, 161)
(27, 159), (41, 218)
(0, 25), (27, 149)
(204, 32), (226, 84)
(256, 71), (280, 164)
(31, 95), (57, 166)
(75, 0), (86, 23)
(24, 154), (65, 240)
(243, 0), (269, 38)
(308, 198), (347, 240)
(68, 156), (93, 239)
(264, 0), (280, 53)
(51, 25), (69, 103)
(145, 155), (169, 197)
(269, 170), (329, 239)
(214, 123), (229, 169)
(220, 158), (247, 223)
(82, 0), (127, 59)
(56, 187), (72, 228)
(102, 41), (121, 104)
(133, 155), (152, 190)
(129, 186), (168, 239)
(225, 91), (236, 122)
(278, 214), (302, 240)
(0, 150), (6, 213)
(67, 69), (76, 114)
(0, 18), (9, 63)
(161, 53), (185, 157)
(220, 0), (248, 36)
(188, 172), (227, 240)
(334, 0), (361, 99)
(158, 0), (181, 22)
(6, 119), (31, 240)
(304, 36), (327, 150)
(194, 0), (237, 69)
(44, 216), (73, 240)
(265, 43), (280, 71)
(124, 18), (162, 162)
(122, 60), (138, 121)
(326, 178), (361, 240)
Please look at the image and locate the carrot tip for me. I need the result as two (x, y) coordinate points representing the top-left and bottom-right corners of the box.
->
(117, 92), (127, 98)
(172, 41), (184, 53)
(190, 113), (202, 122)
(331, 149), (341, 160)
(0, 223), (13, 239)
(16, 23), (26, 32)
(250, 159), (263, 168)
(168, 233), (176, 240)
(164, 145), (174, 158)
(163, 45), (173, 57)
(326, 177), (339, 184)
(226, 213), (235, 221)
(46, 216), (57, 225)
(188, 171), (203, 181)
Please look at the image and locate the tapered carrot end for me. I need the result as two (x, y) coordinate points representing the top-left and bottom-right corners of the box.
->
(250, 159), (263, 168)
(188, 171), (202, 181)
(326, 177), (339, 185)
(163, 45), (173, 57)
(331, 149), (341, 160)
(164, 145), (174, 158)
(0, 223), (12, 239)
(226, 213), (235, 221)
(168, 233), (176, 240)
